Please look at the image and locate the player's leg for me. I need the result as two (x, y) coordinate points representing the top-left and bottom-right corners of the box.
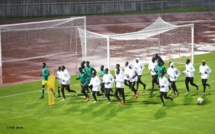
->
(136, 75), (146, 91)
(124, 79), (130, 87)
(88, 85), (93, 92)
(92, 91), (97, 102)
(40, 80), (47, 99)
(202, 79), (209, 94)
(190, 77), (199, 91)
(101, 83), (105, 97)
(114, 88), (121, 104)
(130, 82), (136, 95)
(131, 82), (138, 98)
(66, 85), (77, 95)
(160, 92), (165, 106)
(185, 77), (190, 93)
(121, 88), (126, 104)
(204, 79), (210, 89)
(163, 92), (173, 101)
(96, 91), (103, 96)
(81, 86), (89, 101)
(57, 84), (61, 97)
(171, 81), (176, 95)
(85, 86), (90, 93)
(174, 81), (179, 96)
(151, 75), (157, 94)
(40, 85), (45, 99)
(61, 85), (66, 100)
(168, 78), (172, 90)
(106, 88), (112, 102)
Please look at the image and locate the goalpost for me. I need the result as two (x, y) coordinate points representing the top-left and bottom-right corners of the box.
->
(0, 16), (86, 84)
(78, 17), (194, 70)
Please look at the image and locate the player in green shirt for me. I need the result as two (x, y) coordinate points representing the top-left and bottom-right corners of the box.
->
(84, 61), (97, 92)
(76, 67), (91, 101)
(99, 65), (105, 96)
(155, 60), (167, 79)
(40, 63), (50, 99)
(84, 61), (96, 79)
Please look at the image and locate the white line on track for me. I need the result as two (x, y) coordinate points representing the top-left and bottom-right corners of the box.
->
(0, 90), (40, 99)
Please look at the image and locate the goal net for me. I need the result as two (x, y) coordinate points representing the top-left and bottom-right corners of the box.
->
(0, 16), (86, 84)
(78, 17), (194, 71)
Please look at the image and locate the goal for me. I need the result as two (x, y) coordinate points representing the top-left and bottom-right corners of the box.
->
(78, 17), (194, 70)
(0, 16), (86, 84)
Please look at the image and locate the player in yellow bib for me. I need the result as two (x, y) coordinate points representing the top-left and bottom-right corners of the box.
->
(47, 70), (56, 105)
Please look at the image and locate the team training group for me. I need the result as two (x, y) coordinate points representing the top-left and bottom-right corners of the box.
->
(40, 54), (212, 107)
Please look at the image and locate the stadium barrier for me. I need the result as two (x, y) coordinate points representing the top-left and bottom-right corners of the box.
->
(0, 0), (214, 18)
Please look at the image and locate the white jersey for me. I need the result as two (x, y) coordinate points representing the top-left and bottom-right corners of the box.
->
(89, 76), (101, 91)
(124, 66), (129, 80)
(115, 72), (124, 88)
(128, 67), (138, 82)
(167, 67), (180, 81)
(199, 64), (212, 79)
(61, 69), (70, 85)
(148, 60), (158, 75)
(134, 61), (144, 75)
(183, 63), (195, 77)
(159, 76), (169, 92)
(103, 73), (114, 88)
(56, 70), (63, 84)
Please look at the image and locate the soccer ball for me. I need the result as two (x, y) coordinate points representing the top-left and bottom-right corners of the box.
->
(197, 97), (204, 105)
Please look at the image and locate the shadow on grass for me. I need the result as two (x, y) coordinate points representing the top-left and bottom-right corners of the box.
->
(183, 94), (193, 105)
(154, 107), (166, 119)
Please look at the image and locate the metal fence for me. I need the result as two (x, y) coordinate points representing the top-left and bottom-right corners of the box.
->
(0, 0), (214, 18)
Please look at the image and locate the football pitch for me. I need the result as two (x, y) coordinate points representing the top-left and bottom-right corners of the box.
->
(0, 52), (215, 134)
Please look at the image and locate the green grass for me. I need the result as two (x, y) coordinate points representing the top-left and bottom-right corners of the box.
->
(1, 52), (215, 134)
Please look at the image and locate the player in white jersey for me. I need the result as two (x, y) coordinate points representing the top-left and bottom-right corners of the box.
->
(89, 72), (102, 103)
(103, 68), (114, 103)
(199, 60), (212, 94)
(148, 57), (158, 94)
(159, 72), (173, 107)
(128, 64), (139, 98)
(167, 62), (180, 96)
(115, 68), (126, 105)
(56, 66), (62, 97)
(60, 66), (77, 101)
(134, 58), (146, 91)
(124, 62), (130, 88)
(183, 59), (198, 94)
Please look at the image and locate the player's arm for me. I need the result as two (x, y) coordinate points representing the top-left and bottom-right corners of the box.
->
(132, 70), (138, 79)
(189, 64), (195, 72)
(141, 63), (144, 70)
(110, 75), (114, 84)
(175, 69), (180, 77)
(162, 66), (167, 74)
(206, 66), (212, 74)
(44, 69), (49, 77)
